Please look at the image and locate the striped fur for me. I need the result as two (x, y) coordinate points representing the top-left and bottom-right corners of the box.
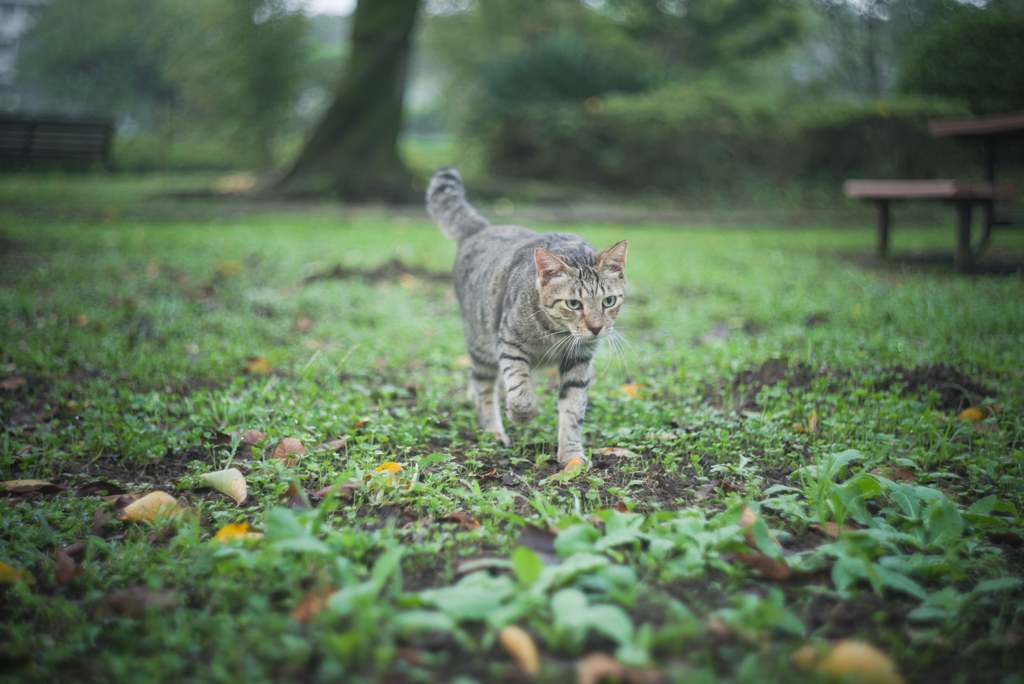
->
(426, 167), (627, 466)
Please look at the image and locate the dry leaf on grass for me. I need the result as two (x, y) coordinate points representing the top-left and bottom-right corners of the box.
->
(245, 357), (272, 374)
(2, 480), (67, 495)
(596, 447), (639, 459)
(792, 640), (905, 684)
(272, 438), (307, 466)
(366, 461), (403, 486)
(619, 383), (644, 398)
(63, 542), (87, 557)
(120, 491), (185, 522)
(810, 522), (859, 539)
(693, 479), (742, 501)
(871, 467), (917, 484)
(577, 652), (624, 684)
(498, 626), (539, 676)
(213, 522), (264, 542)
(93, 587), (177, 619)
(282, 483), (308, 509)
(439, 512), (481, 529)
(199, 468), (247, 505)
(291, 586), (338, 622)
(91, 507), (114, 536)
(731, 552), (793, 581)
(0, 376), (26, 391)
(54, 546), (80, 585)
(311, 438), (346, 454)
(315, 482), (360, 500)
(958, 407), (984, 422)
(76, 480), (126, 497)
(0, 560), (35, 585)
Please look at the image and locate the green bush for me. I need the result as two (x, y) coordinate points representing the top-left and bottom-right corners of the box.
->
(481, 82), (972, 193)
(898, 11), (1024, 115)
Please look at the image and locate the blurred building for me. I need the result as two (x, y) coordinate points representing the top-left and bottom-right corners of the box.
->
(0, 0), (47, 109)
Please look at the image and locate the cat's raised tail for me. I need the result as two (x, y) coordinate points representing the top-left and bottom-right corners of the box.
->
(426, 167), (491, 242)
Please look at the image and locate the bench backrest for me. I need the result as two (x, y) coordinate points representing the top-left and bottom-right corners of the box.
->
(0, 116), (114, 168)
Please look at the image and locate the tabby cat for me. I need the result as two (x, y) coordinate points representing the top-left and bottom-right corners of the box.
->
(426, 167), (627, 466)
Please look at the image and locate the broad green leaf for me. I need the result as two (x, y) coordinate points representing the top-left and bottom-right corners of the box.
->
(512, 546), (542, 587)
(966, 495), (998, 517)
(876, 566), (928, 601)
(393, 610), (454, 633)
(825, 449), (862, 480)
(264, 508), (331, 555)
(972, 577), (1022, 594)
(554, 523), (601, 556)
(588, 604), (635, 645)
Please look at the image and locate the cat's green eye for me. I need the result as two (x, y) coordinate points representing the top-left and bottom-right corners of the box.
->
(603, 296), (616, 307)
(566, 299), (582, 310)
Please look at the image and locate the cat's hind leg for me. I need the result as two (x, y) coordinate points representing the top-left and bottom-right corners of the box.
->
(469, 363), (511, 448)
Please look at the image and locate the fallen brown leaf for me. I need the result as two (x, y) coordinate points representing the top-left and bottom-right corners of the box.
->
(0, 376), (26, 391)
(311, 438), (347, 454)
(732, 552), (793, 581)
(293, 317), (313, 332)
(63, 542), (88, 557)
(54, 546), (80, 585)
(291, 586), (338, 622)
(91, 507), (114, 536)
(6, 496), (27, 508)
(439, 512), (481, 529)
(870, 467), (917, 484)
(577, 652), (624, 684)
(810, 522), (859, 539)
(693, 479), (741, 501)
(314, 481), (360, 501)
(595, 447), (640, 459)
(93, 587), (176, 619)
(273, 438), (307, 466)
(498, 626), (540, 676)
(76, 480), (127, 498)
(614, 500), (629, 514)
(282, 483), (308, 509)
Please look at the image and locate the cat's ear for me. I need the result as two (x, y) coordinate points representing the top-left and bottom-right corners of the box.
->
(535, 248), (572, 284)
(596, 241), (627, 277)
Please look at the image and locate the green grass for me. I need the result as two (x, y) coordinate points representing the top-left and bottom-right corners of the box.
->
(1, 201), (1023, 683)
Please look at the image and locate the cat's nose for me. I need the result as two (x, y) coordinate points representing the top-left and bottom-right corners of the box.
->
(587, 323), (602, 336)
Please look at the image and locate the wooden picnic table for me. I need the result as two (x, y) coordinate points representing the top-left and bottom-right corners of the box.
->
(845, 110), (1023, 273)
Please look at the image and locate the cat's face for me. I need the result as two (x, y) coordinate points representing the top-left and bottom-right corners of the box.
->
(534, 242), (627, 339)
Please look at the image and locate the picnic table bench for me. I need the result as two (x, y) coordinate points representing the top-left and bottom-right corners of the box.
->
(845, 110), (1023, 273)
(0, 115), (115, 171)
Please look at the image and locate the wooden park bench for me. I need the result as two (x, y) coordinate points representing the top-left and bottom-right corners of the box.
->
(845, 110), (1023, 273)
(0, 115), (114, 171)
(843, 179), (1014, 273)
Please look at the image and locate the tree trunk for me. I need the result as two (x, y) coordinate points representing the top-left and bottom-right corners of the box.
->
(267, 0), (419, 201)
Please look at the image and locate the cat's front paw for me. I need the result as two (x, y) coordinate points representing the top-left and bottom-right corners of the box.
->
(506, 393), (538, 425)
(557, 450), (586, 468)
(485, 430), (512, 448)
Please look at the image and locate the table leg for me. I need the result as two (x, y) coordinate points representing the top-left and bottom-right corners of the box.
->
(955, 200), (973, 274)
(876, 200), (889, 259)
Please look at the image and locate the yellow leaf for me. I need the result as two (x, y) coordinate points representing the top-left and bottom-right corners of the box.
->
(498, 626), (539, 676)
(214, 522), (263, 542)
(619, 383), (644, 398)
(199, 468), (247, 505)
(245, 357), (272, 374)
(215, 259), (242, 276)
(454, 355), (472, 369)
(958, 407), (984, 422)
(549, 457), (586, 482)
(2, 479), (52, 489)
(365, 461), (404, 486)
(792, 641), (905, 684)
(121, 491), (184, 522)
(0, 560), (35, 585)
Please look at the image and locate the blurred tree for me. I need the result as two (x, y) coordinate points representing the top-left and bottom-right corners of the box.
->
(898, 8), (1024, 114)
(21, 0), (178, 114)
(268, 0), (420, 201)
(22, 0), (310, 169)
(170, 0), (309, 168)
